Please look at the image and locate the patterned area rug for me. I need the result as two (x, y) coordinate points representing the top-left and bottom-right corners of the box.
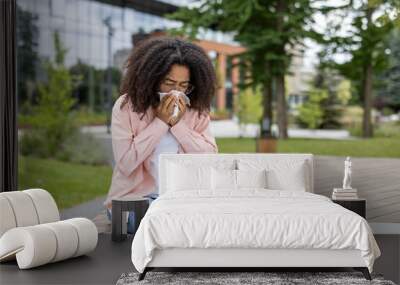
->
(116, 271), (395, 285)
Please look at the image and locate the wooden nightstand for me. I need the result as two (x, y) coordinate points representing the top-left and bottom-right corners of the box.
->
(332, 198), (366, 218)
(111, 196), (149, 242)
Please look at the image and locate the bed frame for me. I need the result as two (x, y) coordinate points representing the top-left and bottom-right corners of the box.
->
(137, 154), (372, 281)
(138, 248), (371, 280)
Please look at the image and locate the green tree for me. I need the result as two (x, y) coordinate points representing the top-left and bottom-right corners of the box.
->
(166, 1), (330, 139)
(16, 5), (38, 110)
(235, 85), (263, 137)
(336, 79), (352, 106)
(376, 28), (400, 110)
(20, 31), (78, 158)
(321, 0), (400, 137)
(312, 61), (344, 129)
(69, 61), (122, 113)
(297, 88), (328, 129)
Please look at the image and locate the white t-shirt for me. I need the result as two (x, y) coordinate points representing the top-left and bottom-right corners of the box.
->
(149, 130), (180, 194)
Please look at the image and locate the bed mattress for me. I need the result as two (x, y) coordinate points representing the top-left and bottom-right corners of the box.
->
(131, 189), (380, 273)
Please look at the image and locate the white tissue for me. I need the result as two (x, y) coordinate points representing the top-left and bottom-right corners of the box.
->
(158, 90), (191, 118)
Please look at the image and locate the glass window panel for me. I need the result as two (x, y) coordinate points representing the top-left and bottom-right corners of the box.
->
(51, 0), (65, 18)
(17, 0), (33, 11)
(90, 1), (102, 25)
(79, 20), (93, 35)
(111, 6), (123, 30)
(35, 0), (51, 16)
(65, 0), (77, 21)
(51, 16), (65, 32)
(122, 8), (126, 29)
(78, 0), (91, 24)
(64, 30), (78, 63)
(38, 27), (52, 58)
(113, 29), (123, 42)
(94, 25), (106, 37)
(78, 33), (91, 64)
(91, 36), (105, 68)
(65, 16), (80, 34)
(124, 9), (136, 32)
(36, 11), (50, 29)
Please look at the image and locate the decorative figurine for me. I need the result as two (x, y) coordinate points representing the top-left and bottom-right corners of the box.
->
(342, 156), (352, 190)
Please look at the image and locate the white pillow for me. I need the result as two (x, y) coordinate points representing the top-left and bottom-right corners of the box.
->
(237, 159), (307, 191)
(236, 169), (268, 188)
(211, 168), (268, 191)
(271, 161), (307, 191)
(211, 168), (237, 190)
(166, 161), (212, 192)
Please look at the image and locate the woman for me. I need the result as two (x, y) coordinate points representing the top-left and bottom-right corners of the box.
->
(104, 36), (219, 233)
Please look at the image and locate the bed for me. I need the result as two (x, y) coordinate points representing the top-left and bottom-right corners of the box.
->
(131, 153), (381, 281)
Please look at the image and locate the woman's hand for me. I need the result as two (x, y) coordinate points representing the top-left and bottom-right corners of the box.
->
(155, 94), (176, 126)
(169, 95), (186, 126)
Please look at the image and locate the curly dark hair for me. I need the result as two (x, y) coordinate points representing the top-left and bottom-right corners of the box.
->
(119, 36), (217, 120)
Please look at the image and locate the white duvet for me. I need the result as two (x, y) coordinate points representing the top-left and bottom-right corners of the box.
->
(131, 189), (381, 273)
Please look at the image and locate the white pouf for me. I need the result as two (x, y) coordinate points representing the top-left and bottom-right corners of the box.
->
(0, 189), (98, 269)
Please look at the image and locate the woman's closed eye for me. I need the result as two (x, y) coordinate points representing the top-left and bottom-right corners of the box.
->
(164, 81), (188, 89)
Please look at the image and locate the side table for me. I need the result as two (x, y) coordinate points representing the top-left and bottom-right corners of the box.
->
(112, 196), (149, 242)
(332, 198), (366, 219)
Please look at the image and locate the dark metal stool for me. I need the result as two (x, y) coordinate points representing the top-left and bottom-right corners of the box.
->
(111, 196), (149, 242)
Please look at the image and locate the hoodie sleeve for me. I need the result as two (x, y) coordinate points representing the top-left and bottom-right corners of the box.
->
(111, 98), (170, 177)
(169, 110), (218, 153)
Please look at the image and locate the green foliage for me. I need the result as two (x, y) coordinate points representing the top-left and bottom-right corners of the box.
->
(73, 106), (108, 125)
(55, 131), (109, 165)
(69, 60), (122, 113)
(312, 63), (345, 129)
(320, 0), (400, 137)
(20, 31), (79, 158)
(322, 1), (397, 71)
(16, 5), (39, 105)
(236, 85), (263, 125)
(381, 107), (395, 116)
(167, 0), (321, 85)
(336, 80), (352, 105)
(296, 60), (345, 130)
(376, 28), (400, 109)
(165, 1), (339, 139)
(296, 88), (328, 129)
(18, 155), (111, 209)
(211, 108), (230, 119)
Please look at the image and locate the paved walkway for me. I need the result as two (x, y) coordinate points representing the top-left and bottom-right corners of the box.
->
(80, 120), (353, 139)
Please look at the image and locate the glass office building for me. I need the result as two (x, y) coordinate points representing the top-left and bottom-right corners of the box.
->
(16, 0), (238, 68)
(16, 0), (242, 113)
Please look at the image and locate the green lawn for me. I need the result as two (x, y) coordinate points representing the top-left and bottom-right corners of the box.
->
(18, 155), (112, 209)
(216, 137), (400, 158)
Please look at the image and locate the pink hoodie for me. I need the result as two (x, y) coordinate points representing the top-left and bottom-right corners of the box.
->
(104, 94), (218, 207)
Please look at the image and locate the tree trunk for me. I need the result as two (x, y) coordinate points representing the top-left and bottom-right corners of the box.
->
(275, 0), (288, 139)
(276, 73), (288, 139)
(362, 3), (374, 138)
(260, 62), (274, 138)
(362, 62), (373, 137)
